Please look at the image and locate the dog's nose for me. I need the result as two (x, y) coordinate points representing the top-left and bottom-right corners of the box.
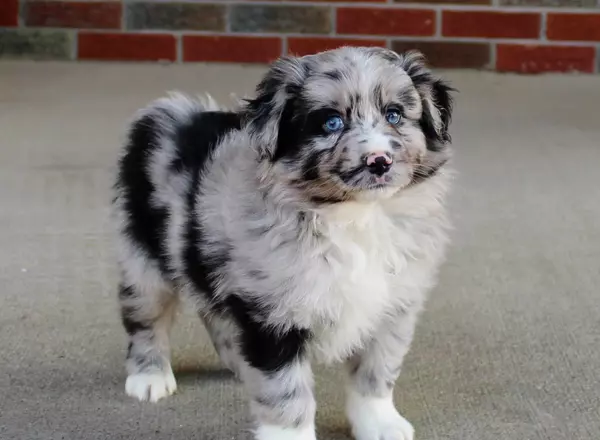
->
(364, 152), (393, 176)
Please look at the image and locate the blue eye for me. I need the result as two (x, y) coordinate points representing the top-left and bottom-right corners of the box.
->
(386, 109), (402, 125)
(323, 115), (344, 133)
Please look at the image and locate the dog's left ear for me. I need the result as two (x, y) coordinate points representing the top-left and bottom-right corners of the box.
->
(367, 48), (455, 151)
(368, 48), (456, 183)
(397, 50), (456, 153)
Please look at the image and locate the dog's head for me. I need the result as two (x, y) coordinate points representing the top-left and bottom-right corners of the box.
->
(244, 47), (455, 204)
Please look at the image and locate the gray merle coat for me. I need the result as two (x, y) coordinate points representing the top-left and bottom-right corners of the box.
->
(112, 47), (455, 440)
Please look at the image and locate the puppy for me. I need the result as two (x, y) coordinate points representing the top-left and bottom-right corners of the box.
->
(112, 47), (455, 440)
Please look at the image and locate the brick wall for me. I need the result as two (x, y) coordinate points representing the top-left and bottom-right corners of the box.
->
(1, 0), (599, 73)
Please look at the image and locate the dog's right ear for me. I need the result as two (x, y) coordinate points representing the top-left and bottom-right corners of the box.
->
(244, 56), (307, 160)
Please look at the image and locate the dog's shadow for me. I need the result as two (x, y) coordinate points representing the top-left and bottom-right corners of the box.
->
(173, 364), (237, 385)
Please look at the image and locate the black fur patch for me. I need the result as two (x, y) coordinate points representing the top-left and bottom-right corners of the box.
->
(116, 114), (170, 274)
(245, 92), (276, 135)
(432, 79), (454, 143)
(171, 111), (241, 173)
(225, 295), (311, 373)
(245, 57), (308, 151)
(415, 80), (455, 152)
(274, 101), (342, 162)
(309, 195), (345, 205)
(245, 57), (314, 161)
(121, 309), (150, 336)
(418, 81), (454, 152)
(419, 103), (444, 152)
(273, 96), (305, 161)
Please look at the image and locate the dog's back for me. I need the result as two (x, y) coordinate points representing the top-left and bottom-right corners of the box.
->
(113, 95), (240, 278)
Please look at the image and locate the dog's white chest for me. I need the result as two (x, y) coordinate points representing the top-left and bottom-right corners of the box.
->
(307, 203), (411, 363)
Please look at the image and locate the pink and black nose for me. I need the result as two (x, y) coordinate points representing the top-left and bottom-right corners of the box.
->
(364, 152), (393, 177)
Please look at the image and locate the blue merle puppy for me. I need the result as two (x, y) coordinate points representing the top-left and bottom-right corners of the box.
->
(112, 47), (455, 440)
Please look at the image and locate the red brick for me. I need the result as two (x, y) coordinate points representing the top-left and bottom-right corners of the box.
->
(294, 0), (386, 2)
(0, 0), (19, 27)
(396, 0), (490, 3)
(288, 37), (386, 56)
(78, 33), (177, 62)
(183, 35), (281, 64)
(238, 0), (387, 2)
(442, 11), (541, 39)
(24, 1), (121, 29)
(337, 8), (436, 37)
(496, 44), (595, 73)
(547, 14), (600, 42)
(392, 41), (491, 68)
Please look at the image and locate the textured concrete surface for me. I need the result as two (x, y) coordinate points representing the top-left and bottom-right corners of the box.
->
(1, 61), (599, 440)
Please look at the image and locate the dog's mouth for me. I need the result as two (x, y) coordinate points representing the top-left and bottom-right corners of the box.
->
(336, 163), (409, 191)
(369, 174), (393, 186)
(295, 162), (414, 204)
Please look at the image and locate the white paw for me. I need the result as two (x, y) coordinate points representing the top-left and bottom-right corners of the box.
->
(125, 370), (177, 403)
(374, 415), (414, 440)
(346, 391), (414, 440)
(254, 423), (317, 440)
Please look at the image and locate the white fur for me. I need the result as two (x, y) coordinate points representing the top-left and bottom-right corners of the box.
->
(346, 389), (414, 440)
(255, 424), (317, 440)
(125, 370), (177, 403)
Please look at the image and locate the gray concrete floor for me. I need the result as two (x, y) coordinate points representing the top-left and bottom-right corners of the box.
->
(1, 61), (600, 440)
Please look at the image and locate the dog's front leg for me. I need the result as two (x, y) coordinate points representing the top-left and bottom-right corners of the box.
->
(242, 357), (317, 440)
(345, 311), (419, 440)
(232, 328), (316, 440)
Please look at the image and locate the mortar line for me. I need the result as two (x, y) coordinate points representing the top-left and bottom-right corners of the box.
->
(225, 3), (231, 33)
(13, 26), (600, 47)
(112, 0), (600, 15)
(121, 0), (127, 31)
(489, 42), (497, 71)
(176, 33), (183, 63)
(72, 29), (78, 60)
(330, 5), (336, 36)
(18, 0), (23, 28)
(540, 11), (547, 42)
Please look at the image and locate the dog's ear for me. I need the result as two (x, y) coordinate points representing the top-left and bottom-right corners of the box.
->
(244, 56), (307, 160)
(367, 48), (455, 151)
(397, 50), (455, 153)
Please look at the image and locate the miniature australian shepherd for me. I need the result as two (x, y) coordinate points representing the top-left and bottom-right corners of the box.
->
(112, 47), (455, 440)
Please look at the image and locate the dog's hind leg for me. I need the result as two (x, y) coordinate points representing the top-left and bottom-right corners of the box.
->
(119, 265), (179, 403)
(200, 313), (244, 378)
